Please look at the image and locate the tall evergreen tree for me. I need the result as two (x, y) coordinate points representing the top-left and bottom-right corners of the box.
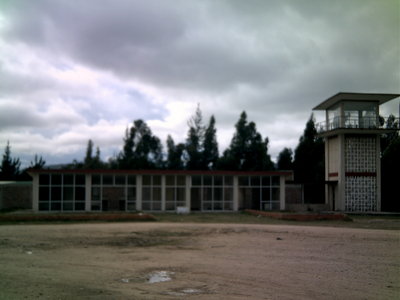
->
(293, 114), (325, 203)
(30, 154), (46, 169)
(185, 105), (205, 170)
(277, 147), (293, 170)
(82, 140), (104, 169)
(0, 141), (21, 180)
(202, 115), (219, 169)
(166, 135), (185, 169)
(118, 120), (163, 169)
(220, 111), (273, 171)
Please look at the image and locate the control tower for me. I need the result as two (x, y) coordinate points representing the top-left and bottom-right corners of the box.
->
(313, 92), (399, 212)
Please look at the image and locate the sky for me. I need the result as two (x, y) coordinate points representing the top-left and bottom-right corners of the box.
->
(0, 0), (399, 168)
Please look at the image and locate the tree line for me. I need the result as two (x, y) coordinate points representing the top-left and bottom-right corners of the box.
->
(1, 107), (399, 210)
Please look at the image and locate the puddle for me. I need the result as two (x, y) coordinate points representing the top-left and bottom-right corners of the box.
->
(147, 271), (174, 283)
(167, 288), (205, 296)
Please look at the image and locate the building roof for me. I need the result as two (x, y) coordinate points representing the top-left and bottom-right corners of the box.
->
(27, 169), (293, 179)
(313, 92), (400, 110)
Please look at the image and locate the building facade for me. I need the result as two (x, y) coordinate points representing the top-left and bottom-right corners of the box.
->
(28, 170), (293, 213)
(314, 92), (399, 212)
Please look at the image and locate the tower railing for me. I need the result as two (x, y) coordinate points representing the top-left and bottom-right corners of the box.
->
(316, 116), (399, 133)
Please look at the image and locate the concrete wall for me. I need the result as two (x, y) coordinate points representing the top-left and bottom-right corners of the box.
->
(0, 182), (32, 210)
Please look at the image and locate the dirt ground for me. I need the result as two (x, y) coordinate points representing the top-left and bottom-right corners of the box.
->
(0, 222), (398, 300)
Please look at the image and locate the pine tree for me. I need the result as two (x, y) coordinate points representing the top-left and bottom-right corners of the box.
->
(277, 148), (293, 170)
(118, 120), (163, 169)
(0, 141), (21, 180)
(30, 154), (46, 169)
(293, 114), (325, 203)
(202, 115), (219, 169)
(185, 105), (205, 170)
(220, 112), (273, 171)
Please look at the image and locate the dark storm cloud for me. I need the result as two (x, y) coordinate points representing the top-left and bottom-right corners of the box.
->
(0, 0), (399, 163)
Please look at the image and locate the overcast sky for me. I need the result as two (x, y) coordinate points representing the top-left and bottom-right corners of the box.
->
(1, 0), (399, 168)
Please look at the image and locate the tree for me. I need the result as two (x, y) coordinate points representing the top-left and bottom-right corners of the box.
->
(219, 111), (274, 171)
(202, 115), (219, 169)
(293, 114), (325, 203)
(118, 120), (163, 169)
(81, 140), (104, 169)
(166, 135), (185, 169)
(185, 105), (205, 170)
(277, 147), (293, 170)
(381, 132), (400, 211)
(30, 154), (46, 169)
(0, 141), (21, 181)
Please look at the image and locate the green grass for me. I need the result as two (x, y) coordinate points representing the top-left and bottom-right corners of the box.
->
(152, 212), (400, 230)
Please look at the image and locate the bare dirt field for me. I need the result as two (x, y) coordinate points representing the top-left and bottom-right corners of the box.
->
(0, 221), (399, 300)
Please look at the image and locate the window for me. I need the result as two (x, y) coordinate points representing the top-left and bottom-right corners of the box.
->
(142, 175), (162, 211)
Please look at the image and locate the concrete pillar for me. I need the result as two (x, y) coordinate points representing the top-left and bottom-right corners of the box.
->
(280, 176), (285, 211)
(185, 175), (191, 211)
(32, 174), (39, 212)
(136, 175), (142, 211)
(161, 175), (166, 211)
(233, 176), (239, 211)
(85, 174), (91, 212)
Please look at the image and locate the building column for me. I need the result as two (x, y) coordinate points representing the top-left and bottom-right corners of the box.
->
(85, 174), (91, 212)
(161, 175), (166, 211)
(376, 135), (381, 212)
(185, 175), (191, 211)
(233, 176), (239, 211)
(280, 176), (285, 211)
(136, 175), (142, 211)
(32, 173), (39, 212)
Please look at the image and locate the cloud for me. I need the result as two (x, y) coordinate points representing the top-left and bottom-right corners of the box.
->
(0, 0), (399, 166)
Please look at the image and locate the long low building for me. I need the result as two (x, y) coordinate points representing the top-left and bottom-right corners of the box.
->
(28, 169), (293, 213)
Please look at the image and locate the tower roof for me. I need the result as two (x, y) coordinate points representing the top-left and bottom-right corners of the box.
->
(313, 92), (400, 110)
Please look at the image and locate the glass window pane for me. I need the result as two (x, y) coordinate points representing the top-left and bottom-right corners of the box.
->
(92, 174), (101, 185)
(127, 203), (136, 211)
(64, 174), (74, 185)
(224, 176), (233, 186)
(39, 202), (49, 211)
(203, 176), (212, 186)
(142, 187), (151, 200)
(166, 188), (175, 201)
(39, 187), (50, 201)
(152, 202), (162, 211)
(177, 176), (186, 186)
(115, 175), (126, 185)
(262, 188), (271, 201)
(153, 187), (162, 201)
(214, 176), (223, 186)
(272, 176), (280, 186)
(166, 176), (175, 186)
(262, 176), (271, 186)
(153, 176), (161, 186)
(272, 188), (280, 200)
(52, 174), (62, 185)
(214, 187), (223, 201)
(176, 188), (185, 202)
(224, 202), (233, 210)
(103, 175), (113, 185)
(75, 187), (86, 201)
(127, 187), (136, 201)
(127, 175), (136, 185)
(166, 202), (175, 211)
(51, 187), (62, 200)
(51, 202), (61, 211)
(251, 176), (260, 186)
(202, 202), (212, 211)
(192, 175), (202, 186)
(39, 174), (50, 185)
(74, 202), (85, 211)
(142, 175), (151, 186)
(91, 202), (101, 211)
(203, 187), (213, 201)
(239, 176), (248, 186)
(92, 187), (101, 201)
(63, 187), (74, 201)
(76, 174), (85, 185)
(63, 202), (73, 211)
(224, 188), (233, 201)
(213, 202), (223, 210)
